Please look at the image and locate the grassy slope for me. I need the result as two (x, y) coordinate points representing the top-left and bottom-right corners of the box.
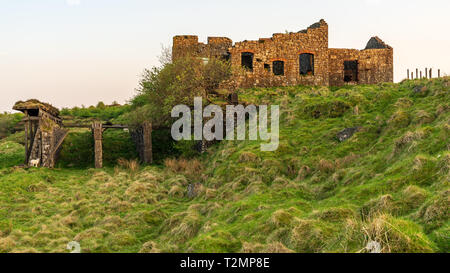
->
(0, 78), (448, 253)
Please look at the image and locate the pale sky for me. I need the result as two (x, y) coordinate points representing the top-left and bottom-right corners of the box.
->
(1, 0), (449, 112)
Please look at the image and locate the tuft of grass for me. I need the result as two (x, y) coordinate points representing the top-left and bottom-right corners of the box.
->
(362, 214), (436, 253)
(239, 151), (259, 163)
(117, 158), (140, 173)
(164, 158), (203, 179)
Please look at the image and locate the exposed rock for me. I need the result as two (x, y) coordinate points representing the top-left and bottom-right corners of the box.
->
(337, 127), (361, 142)
(413, 85), (424, 93)
(187, 183), (203, 198)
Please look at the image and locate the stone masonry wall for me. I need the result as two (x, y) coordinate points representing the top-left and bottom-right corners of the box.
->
(172, 20), (393, 88)
(173, 35), (232, 61)
(328, 47), (393, 86)
(227, 19), (329, 88)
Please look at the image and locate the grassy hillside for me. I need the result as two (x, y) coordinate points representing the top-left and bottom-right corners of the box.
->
(0, 78), (448, 253)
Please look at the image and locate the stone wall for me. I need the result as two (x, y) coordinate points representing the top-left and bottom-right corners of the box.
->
(227, 19), (329, 88)
(172, 35), (232, 61)
(328, 46), (393, 86)
(172, 20), (393, 88)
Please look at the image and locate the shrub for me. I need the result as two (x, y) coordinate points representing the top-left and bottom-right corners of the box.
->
(126, 56), (231, 128)
(0, 113), (23, 139)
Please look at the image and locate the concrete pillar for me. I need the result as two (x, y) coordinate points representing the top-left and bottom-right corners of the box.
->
(92, 122), (103, 168)
(142, 121), (153, 164)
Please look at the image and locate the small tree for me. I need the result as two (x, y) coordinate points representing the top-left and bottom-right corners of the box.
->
(96, 101), (106, 109)
(125, 55), (231, 128)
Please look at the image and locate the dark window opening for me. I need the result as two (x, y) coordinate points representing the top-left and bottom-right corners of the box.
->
(299, 53), (314, 75)
(344, 60), (358, 82)
(28, 109), (39, 116)
(264, 64), (270, 72)
(273, 61), (284, 76)
(222, 52), (231, 62)
(241, 52), (254, 71)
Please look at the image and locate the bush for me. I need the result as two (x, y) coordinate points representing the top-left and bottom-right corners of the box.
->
(303, 98), (351, 119)
(0, 113), (23, 139)
(57, 130), (138, 168)
(126, 56), (231, 128)
(60, 104), (130, 121)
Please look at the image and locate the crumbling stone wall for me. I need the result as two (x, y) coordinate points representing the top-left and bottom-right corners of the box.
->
(172, 20), (393, 88)
(173, 35), (232, 61)
(227, 19), (329, 88)
(328, 42), (393, 86)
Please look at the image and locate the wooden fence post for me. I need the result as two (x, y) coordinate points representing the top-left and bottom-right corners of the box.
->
(425, 68), (428, 79)
(92, 122), (103, 168)
(142, 121), (153, 164)
(429, 68), (432, 79)
(407, 69), (410, 79)
(416, 68), (418, 79)
(438, 69), (440, 78)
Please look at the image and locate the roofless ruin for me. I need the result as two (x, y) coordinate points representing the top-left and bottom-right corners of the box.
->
(13, 99), (153, 168)
(173, 19), (394, 88)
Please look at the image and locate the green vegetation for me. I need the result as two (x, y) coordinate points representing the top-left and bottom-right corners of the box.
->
(0, 77), (449, 253)
(60, 103), (130, 125)
(123, 57), (231, 128)
(56, 129), (138, 168)
(0, 112), (23, 139)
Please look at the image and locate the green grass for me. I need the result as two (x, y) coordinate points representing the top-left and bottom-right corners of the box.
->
(0, 78), (448, 253)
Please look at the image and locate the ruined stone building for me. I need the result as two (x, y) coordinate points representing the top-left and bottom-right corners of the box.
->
(172, 19), (393, 88)
(13, 100), (68, 168)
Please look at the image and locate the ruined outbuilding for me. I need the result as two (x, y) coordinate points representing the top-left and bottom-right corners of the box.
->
(13, 99), (68, 168)
(173, 19), (393, 88)
(13, 99), (153, 169)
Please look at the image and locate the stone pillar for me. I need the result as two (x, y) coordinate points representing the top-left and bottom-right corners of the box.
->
(92, 122), (103, 168)
(142, 121), (153, 164)
(24, 119), (29, 164)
